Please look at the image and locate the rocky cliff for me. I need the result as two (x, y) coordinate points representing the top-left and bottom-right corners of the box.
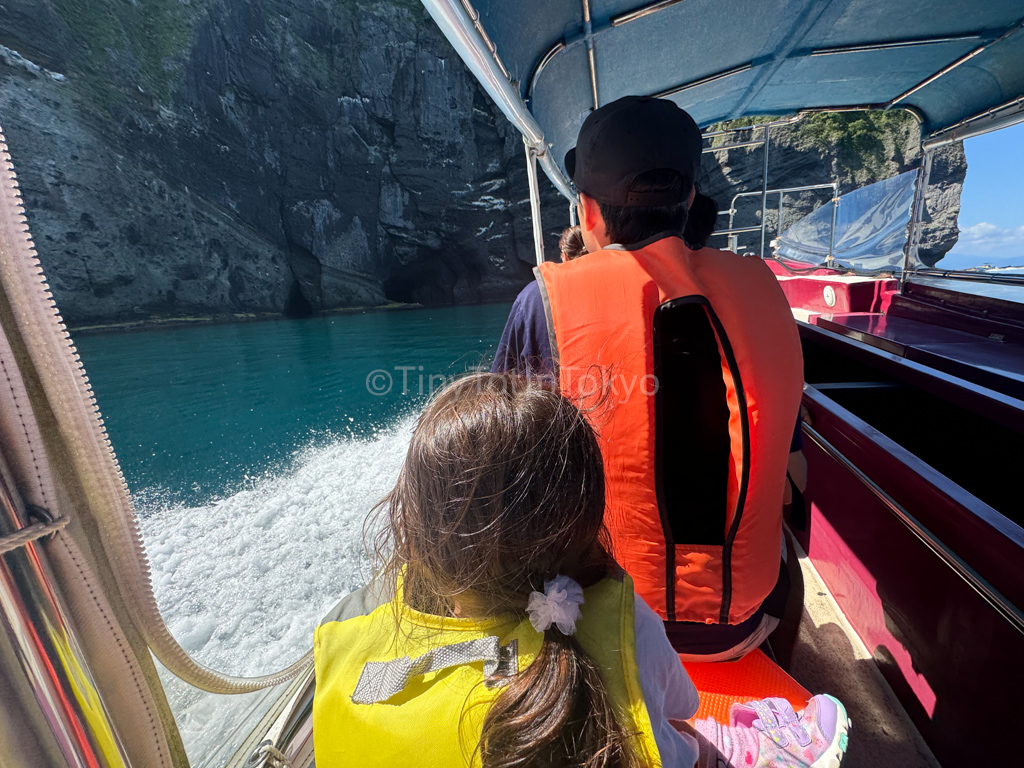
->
(0, 1), (965, 327)
(0, 0), (566, 326)
(699, 111), (966, 266)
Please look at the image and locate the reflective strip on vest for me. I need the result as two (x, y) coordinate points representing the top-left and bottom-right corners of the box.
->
(352, 636), (517, 704)
(536, 236), (803, 625)
(312, 575), (661, 768)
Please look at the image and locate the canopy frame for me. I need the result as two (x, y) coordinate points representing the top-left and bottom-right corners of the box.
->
(923, 95), (1024, 150)
(900, 149), (934, 290)
(422, 0), (1024, 275)
(421, 0), (575, 200)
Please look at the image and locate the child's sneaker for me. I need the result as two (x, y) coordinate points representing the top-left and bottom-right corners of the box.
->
(693, 694), (850, 768)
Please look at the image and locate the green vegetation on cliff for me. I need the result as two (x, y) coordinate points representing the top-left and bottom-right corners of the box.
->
(712, 109), (918, 182)
(50, 0), (424, 113)
(52, 0), (198, 107)
(796, 110), (916, 179)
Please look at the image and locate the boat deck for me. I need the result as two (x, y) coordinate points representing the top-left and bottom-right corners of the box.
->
(787, 540), (939, 768)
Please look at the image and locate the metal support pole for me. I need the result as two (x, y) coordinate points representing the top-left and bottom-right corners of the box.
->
(900, 149), (934, 290)
(569, 199), (578, 227)
(777, 191), (784, 239)
(759, 125), (771, 258)
(582, 0), (599, 110)
(727, 196), (739, 252)
(827, 184), (840, 268)
(525, 141), (545, 265)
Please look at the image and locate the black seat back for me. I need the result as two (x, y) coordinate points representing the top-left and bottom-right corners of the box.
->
(653, 297), (737, 546)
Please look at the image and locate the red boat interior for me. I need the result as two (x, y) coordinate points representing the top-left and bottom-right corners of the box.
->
(760, 262), (1024, 767)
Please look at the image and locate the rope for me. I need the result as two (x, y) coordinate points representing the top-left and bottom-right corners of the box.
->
(769, 253), (897, 279)
(769, 254), (838, 275)
(248, 742), (293, 768)
(0, 515), (69, 555)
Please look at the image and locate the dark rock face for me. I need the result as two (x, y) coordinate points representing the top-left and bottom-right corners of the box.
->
(0, 0), (562, 326)
(0, 2), (965, 327)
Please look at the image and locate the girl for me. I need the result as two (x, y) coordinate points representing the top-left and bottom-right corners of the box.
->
(312, 374), (847, 768)
(559, 224), (588, 261)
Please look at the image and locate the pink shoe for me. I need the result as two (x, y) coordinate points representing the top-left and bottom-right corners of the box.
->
(694, 695), (850, 768)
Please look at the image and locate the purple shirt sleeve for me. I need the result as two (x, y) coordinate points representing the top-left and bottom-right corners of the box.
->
(634, 594), (700, 766)
(490, 281), (554, 376)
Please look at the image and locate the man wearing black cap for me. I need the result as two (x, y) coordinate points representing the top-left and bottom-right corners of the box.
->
(492, 96), (700, 375)
(492, 96), (803, 661)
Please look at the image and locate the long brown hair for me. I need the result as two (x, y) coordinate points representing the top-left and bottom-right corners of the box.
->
(373, 373), (640, 768)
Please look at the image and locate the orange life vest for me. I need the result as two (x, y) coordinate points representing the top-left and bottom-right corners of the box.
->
(535, 235), (802, 625)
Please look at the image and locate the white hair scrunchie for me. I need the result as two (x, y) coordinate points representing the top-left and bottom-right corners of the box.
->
(526, 574), (585, 635)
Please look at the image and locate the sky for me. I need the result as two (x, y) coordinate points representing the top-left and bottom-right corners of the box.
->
(940, 120), (1024, 270)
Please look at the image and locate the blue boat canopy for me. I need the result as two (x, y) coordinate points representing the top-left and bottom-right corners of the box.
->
(422, 0), (1024, 194)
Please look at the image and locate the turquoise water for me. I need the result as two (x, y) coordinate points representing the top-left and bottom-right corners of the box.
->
(73, 304), (511, 507)
(71, 304), (512, 760)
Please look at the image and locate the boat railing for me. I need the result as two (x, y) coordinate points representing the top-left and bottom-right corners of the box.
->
(713, 183), (839, 259)
(701, 117), (807, 260)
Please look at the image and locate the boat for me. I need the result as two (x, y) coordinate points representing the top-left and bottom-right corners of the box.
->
(1, 1), (1022, 766)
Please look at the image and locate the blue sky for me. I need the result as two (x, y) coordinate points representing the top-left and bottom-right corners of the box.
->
(940, 120), (1024, 269)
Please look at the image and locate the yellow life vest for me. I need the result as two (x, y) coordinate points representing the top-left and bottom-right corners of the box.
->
(312, 574), (661, 767)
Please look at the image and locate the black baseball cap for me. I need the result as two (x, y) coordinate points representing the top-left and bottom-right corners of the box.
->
(565, 95), (702, 207)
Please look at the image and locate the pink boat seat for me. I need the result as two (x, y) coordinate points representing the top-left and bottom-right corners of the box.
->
(682, 648), (811, 723)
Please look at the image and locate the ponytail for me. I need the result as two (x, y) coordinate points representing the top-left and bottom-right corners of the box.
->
(479, 629), (639, 768)
(381, 374), (635, 765)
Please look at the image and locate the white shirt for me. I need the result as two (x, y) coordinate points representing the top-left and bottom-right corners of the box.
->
(634, 594), (700, 767)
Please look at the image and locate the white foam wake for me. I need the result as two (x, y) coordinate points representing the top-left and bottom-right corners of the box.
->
(138, 417), (414, 764)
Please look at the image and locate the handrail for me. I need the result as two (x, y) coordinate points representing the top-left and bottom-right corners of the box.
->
(807, 33), (982, 57)
(703, 138), (764, 152)
(909, 268), (1024, 287)
(700, 114), (804, 139)
(923, 94), (1024, 149)
(611, 0), (686, 26)
(651, 63), (753, 100)
(889, 18), (1024, 107)
(710, 225), (762, 237)
(727, 183), (838, 208)
(698, 118), (823, 259)
(719, 182), (838, 257)
(457, 0), (511, 80)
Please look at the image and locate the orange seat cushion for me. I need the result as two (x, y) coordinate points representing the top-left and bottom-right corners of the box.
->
(682, 649), (811, 723)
